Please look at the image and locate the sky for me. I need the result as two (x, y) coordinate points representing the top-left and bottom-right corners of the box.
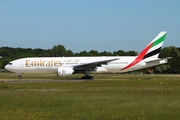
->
(0, 0), (180, 53)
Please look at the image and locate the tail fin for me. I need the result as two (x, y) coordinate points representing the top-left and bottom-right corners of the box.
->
(142, 31), (167, 60)
(121, 32), (167, 70)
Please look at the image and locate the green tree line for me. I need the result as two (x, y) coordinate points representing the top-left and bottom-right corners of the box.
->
(0, 45), (179, 74)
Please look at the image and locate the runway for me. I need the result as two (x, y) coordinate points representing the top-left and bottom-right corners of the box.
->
(0, 79), (87, 83)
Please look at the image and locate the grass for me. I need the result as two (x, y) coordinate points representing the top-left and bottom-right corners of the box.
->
(0, 73), (180, 120)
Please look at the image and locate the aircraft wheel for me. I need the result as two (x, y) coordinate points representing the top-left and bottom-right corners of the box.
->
(90, 76), (94, 80)
(81, 76), (94, 80)
(18, 75), (22, 80)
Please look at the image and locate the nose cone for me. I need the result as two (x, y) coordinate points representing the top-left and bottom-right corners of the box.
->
(5, 65), (9, 71)
(4, 63), (13, 72)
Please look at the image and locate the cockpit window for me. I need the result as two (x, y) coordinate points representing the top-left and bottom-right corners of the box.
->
(8, 63), (13, 65)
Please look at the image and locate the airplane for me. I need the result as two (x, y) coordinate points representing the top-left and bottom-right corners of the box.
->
(5, 31), (170, 80)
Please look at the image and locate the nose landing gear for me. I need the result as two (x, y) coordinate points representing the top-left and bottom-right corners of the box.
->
(16, 73), (22, 80)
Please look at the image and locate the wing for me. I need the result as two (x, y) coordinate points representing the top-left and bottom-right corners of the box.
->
(73, 58), (119, 71)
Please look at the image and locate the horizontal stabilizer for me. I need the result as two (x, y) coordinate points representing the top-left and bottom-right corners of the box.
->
(145, 57), (172, 64)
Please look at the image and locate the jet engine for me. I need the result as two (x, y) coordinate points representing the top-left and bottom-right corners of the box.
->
(57, 67), (74, 77)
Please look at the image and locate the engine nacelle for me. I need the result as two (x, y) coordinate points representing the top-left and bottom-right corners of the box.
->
(95, 67), (108, 73)
(57, 67), (74, 77)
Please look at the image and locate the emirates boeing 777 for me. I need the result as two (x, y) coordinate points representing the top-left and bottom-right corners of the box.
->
(5, 31), (170, 80)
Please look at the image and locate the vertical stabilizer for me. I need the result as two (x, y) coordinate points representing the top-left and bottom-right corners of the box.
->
(142, 31), (167, 60)
(121, 31), (167, 70)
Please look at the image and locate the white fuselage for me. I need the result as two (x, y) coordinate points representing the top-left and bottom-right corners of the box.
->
(5, 56), (163, 74)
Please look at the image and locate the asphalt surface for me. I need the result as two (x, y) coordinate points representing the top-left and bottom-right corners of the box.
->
(0, 79), (87, 83)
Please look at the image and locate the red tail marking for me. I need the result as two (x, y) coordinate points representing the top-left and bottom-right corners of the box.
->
(121, 42), (153, 70)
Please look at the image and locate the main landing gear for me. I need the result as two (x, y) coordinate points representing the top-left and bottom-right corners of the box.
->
(81, 70), (94, 80)
(81, 75), (94, 80)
